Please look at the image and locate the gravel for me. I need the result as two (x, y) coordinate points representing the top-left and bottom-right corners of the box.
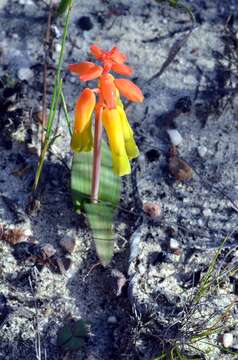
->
(0, 0), (238, 359)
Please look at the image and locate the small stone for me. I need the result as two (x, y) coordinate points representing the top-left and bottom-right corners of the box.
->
(197, 145), (207, 158)
(222, 333), (233, 348)
(167, 129), (183, 146)
(169, 238), (179, 251)
(197, 218), (204, 227)
(169, 156), (193, 181)
(143, 202), (161, 218)
(18, 67), (34, 81)
(107, 316), (117, 324)
(137, 154), (146, 172)
(130, 229), (142, 262)
(51, 25), (61, 39)
(138, 263), (146, 275)
(203, 208), (212, 217)
(60, 235), (76, 253)
(55, 43), (61, 53)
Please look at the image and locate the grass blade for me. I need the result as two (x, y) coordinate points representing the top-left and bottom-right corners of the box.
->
(33, 0), (73, 191)
(61, 89), (72, 136)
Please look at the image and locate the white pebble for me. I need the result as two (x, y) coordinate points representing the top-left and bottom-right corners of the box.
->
(55, 43), (61, 53)
(129, 228), (142, 262)
(169, 238), (179, 251)
(197, 218), (204, 227)
(197, 145), (207, 158)
(222, 333), (233, 348)
(167, 129), (183, 146)
(203, 208), (212, 217)
(138, 263), (146, 275)
(18, 67), (34, 81)
(23, 228), (33, 237)
(51, 25), (61, 39)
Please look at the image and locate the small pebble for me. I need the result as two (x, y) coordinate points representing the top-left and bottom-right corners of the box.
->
(130, 228), (142, 261)
(137, 154), (146, 171)
(203, 208), (212, 217)
(169, 156), (193, 181)
(107, 316), (117, 324)
(222, 333), (233, 348)
(18, 67), (34, 81)
(51, 25), (61, 39)
(143, 202), (161, 219)
(55, 43), (61, 53)
(197, 145), (207, 158)
(138, 263), (146, 275)
(197, 218), (204, 227)
(60, 235), (76, 253)
(169, 238), (179, 251)
(167, 129), (183, 146)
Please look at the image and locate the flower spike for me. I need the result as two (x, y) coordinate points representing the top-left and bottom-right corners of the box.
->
(69, 44), (143, 178)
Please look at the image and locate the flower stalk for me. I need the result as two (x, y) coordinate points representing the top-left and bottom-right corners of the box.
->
(91, 104), (103, 203)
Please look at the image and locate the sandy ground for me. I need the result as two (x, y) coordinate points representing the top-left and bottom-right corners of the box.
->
(0, 0), (238, 359)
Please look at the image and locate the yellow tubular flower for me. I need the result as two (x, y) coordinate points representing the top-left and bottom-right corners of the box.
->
(117, 105), (139, 160)
(71, 88), (96, 152)
(102, 108), (131, 176)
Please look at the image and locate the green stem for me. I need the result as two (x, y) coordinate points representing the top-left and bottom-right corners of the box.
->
(60, 89), (72, 136)
(33, 0), (73, 192)
(91, 106), (103, 203)
(33, 79), (63, 192)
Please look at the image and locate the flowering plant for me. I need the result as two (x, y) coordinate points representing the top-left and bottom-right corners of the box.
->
(69, 44), (143, 203)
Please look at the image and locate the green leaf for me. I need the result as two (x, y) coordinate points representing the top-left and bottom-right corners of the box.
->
(71, 141), (121, 266)
(84, 203), (115, 266)
(57, 319), (88, 352)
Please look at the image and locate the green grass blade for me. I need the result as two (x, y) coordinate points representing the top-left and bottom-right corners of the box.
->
(33, 0), (73, 191)
(57, 0), (71, 16)
(33, 79), (63, 191)
(61, 89), (72, 136)
(194, 233), (230, 304)
(71, 141), (121, 265)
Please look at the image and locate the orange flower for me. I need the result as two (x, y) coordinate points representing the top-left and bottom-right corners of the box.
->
(114, 79), (144, 102)
(69, 44), (143, 176)
(68, 62), (103, 81)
